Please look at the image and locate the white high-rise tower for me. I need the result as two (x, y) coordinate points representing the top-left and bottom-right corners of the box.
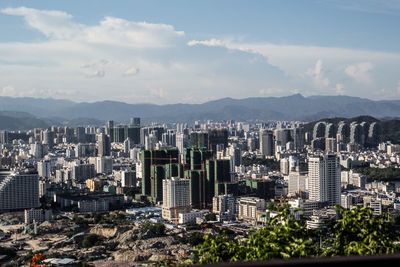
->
(308, 154), (341, 205)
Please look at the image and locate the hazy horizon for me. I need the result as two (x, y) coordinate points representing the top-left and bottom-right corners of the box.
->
(0, 92), (393, 106)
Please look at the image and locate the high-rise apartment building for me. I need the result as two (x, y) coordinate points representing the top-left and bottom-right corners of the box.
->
(308, 154), (341, 205)
(0, 171), (40, 211)
(162, 177), (191, 224)
(212, 194), (236, 215)
(288, 171), (307, 196)
(37, 160), (52, 179)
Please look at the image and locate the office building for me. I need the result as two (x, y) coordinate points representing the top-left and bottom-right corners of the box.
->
(259, 129), (274, 156)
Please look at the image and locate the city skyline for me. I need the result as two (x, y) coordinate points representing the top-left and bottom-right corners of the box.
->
(0, 0), (400, 103)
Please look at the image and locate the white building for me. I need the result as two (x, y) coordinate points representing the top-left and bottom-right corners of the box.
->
(90, 156), (113, 174)
(288, 198), (322, 216)
(365, 198), (382, 216)
(308, 154), (341, 205)
(280, 158), (290, 175)
(30, 143), (48, 159)
(288, 171), (307, 196)
(306, 208), (337, 229)
(37, 160), (52, 179)
(178, 211), (204, 224)
(162, 177), (191, 224)
(341, 193), (353, 209)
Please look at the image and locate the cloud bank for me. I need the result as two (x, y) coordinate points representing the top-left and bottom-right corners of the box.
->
(0, 6), (399, 103)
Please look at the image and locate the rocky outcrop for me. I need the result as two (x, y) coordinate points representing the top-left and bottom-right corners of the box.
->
(90, 225), (119, 238)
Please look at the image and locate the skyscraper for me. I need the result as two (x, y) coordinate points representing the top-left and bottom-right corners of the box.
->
(123, 137), (132, 154)
(42, 129), (54, 149)
(140, 148), (180, 202)
(106, 120), (114, 142)
(97, 133), (111, 157)
(130, 117), (141, 127)
(292, 127), (305, 151)
(0, 171), (40, 211)
(308, 154), (341, 205)
(259, 129), (274, 156)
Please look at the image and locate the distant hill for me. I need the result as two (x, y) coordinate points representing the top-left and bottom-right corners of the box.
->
(0, 111), (48, 130)
(0, 111), (104, 130)
(1, 94), (400, 123)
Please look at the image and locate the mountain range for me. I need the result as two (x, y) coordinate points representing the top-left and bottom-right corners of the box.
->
(1, 94), (400, 129)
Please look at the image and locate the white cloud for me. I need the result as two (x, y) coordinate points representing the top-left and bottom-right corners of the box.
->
(85, 69), (105, 78)
(188, 38), (400, 75)
(187, 38), (229, 47)
(0, 85), (18, 96)
(307, 59), (330, 88)
(0, 7), (184, 48)
(149, 87), (167, 98)
(259, 87), (285, 96)
(335, 83), (345, 95)
(123, 67), (140, 76)
(345, 62), (373, 84)
(1, 7), (82, 39)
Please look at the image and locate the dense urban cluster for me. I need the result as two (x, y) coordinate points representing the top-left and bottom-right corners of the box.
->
(1, 117), (400, 266)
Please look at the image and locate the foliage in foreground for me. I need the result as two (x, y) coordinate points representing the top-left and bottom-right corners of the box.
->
(195, 206), (398, 264)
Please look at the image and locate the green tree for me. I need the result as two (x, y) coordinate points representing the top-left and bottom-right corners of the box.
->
(195, 210), (316, 264)
(196, 234), (243, 264)
(193, 207), (399, 264)
(139, 221), (166, 238)
(205, 213), (217, 221)
(322, 206), (396, 256)
(82, 234), (100, 248)
(244, 211), (316, 261)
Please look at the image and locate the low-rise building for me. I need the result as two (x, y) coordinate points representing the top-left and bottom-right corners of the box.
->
(237, 197), (266, 223)
(24, 208), (52, 224)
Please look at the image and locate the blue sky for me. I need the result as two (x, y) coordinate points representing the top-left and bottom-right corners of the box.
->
(0, 0), (399, 103)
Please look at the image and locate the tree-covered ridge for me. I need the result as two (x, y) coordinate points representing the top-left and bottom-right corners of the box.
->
(354, 167), (400, 182)
(193, 206), (399, 264)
